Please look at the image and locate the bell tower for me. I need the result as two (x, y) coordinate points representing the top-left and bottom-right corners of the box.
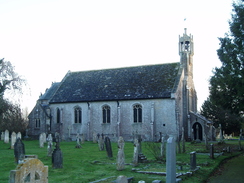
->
(179, 28), (194, 78)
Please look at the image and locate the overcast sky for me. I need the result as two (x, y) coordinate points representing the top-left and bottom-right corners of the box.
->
(0, 0), (234, 112)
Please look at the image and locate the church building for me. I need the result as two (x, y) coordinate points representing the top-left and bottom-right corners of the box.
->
(28, 29), (215, 141)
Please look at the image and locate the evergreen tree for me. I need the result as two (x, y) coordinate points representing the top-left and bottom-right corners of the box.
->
(201, 1), (244, 133)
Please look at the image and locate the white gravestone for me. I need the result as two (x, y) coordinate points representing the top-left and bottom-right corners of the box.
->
(4, 129), (9, 143)
(11, 132), (17, 149)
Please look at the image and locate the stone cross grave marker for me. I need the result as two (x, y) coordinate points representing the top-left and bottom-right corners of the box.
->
(117, 136), (125, 171)
(105, 136), (113, 158)
(11, 132), (17, 149)
(9, 158), (48, 183)
(166, 136), (176, 183)
(14, 138), (25, 164)
(52, 136), (63, 168)
(4, 129), (9, 143)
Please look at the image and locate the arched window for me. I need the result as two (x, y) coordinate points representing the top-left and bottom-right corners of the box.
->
(103, 105), (111, 123)
(133, 104), (142, 123)
(57, 108), (61, 123)
(35, 119), (40, 128)
(74, 107), (82, 124)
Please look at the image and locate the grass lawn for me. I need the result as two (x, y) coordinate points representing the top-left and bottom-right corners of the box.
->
(0, 139), (243, 183)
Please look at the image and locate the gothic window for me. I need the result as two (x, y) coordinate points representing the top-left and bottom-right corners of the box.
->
(57, 108), (61, 123)
(74, 107), (82, 124)
(102, 105), (111, 123)
(35, 119), (40, 128)
(133, 104), (142, 123)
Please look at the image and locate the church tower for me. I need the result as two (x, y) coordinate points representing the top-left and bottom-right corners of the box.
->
(179, 28), (197, 140)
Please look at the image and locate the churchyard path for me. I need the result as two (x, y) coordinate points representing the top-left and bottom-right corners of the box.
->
(207, 153), (244, 183)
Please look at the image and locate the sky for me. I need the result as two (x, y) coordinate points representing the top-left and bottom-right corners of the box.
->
(0, 0), (234, 113)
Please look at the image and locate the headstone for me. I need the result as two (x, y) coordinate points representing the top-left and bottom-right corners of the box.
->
(81, 133), (85, 144)
(4, 129), (9, 143)
(93, 132), (97, 143)
(17, 132), (22, 140)
(75, 133), (82, 148)
(43, 133), (47, 143)
(9, 158), (48, 183)
(138, 181), (145, 183)
(210, 144), (214, 159)
(98, 134), (104, 151)
(116, 175), (128, 183)
(117, 136), (125, 171)
(47, 134), (53, 157)
(104, 136), (113, 158)
(14, 138), (25, 164)
(1, 131), (4, 141)
(166, 136), (176, 183)
(39, 133), (44, 148)
(11, 132), (17, 149)
(52, 137), (63, 168)
(133, 139), (139, 166)
(190, 151), (196, 171)
(161, 136), (166, 158)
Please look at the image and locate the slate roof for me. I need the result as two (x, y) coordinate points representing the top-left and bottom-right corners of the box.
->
(39, 82), (60, 100)
(49, 63), (181, 103)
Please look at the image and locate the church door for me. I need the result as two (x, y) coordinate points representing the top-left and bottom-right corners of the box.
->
(192, 122), (203, 141)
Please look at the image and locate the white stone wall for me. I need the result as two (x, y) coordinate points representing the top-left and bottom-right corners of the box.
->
(50, 98), (178, 141)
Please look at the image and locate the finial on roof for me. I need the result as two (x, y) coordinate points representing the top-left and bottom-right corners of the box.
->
(184, 28), (187, 35)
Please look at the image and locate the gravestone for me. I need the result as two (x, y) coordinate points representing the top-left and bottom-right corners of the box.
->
(160, 136), (166, 159)
(166, 136), (176, 183)
(116, 175), (128, 183)
(11, 132), (17, 149)
(9, 158), (48, 183)
(75, 133), (82, 148)
(14, 138), (25, 164)
(98, 134), (104, 151)
(210, 144), (214, 159)
(17, 132), (22, 140)
(117, 136), (125, 171)
(1, 131), (4, 141)
(47, 134), (53, 156)
(133, 139), (139, 166)
(105, 136), (113, 158)
(4, 129), (9, 143)
(39, 133), (44, 148)
(52, 136), (63, 168)
(93, 132), (97, 143)
(190, 151), (196, 171)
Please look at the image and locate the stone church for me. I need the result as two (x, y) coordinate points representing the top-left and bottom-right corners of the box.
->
(28, 29), (215, 141)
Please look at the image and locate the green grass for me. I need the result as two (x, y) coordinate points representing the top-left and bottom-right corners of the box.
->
(0, 140), (243, 183)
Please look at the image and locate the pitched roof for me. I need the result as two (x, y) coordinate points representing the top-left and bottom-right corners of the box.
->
(39, 82), (60, 100)
(50, 63), (180, 103)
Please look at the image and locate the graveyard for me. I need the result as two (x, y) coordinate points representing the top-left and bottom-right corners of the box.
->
(0, 134), (243, 183)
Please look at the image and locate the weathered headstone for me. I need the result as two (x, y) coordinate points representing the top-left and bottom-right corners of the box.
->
(117, 136), (125, 171)
(210, 144), (214, 159)
(105, 136), (113, 158)
(116, 175), (128, 183)
(190, 151), (196, 171)
(14, 138), (25, 164)
(52, 137), (63, 168)
(17, 132), (22, 140)
(166, 136), (176, 183)
(39, 133), (44, 148)
(11, 132), (17, 149)
(75, 133), (82, 148)
(98, 134), (104, 151)
(161, 136), (166, 158)
(4, 129), (9, 143)
(47, 134), (53, 157)
(1, 131), (4, 141)
(9, 158), (48, 183)
(132, 139), (139, 166)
